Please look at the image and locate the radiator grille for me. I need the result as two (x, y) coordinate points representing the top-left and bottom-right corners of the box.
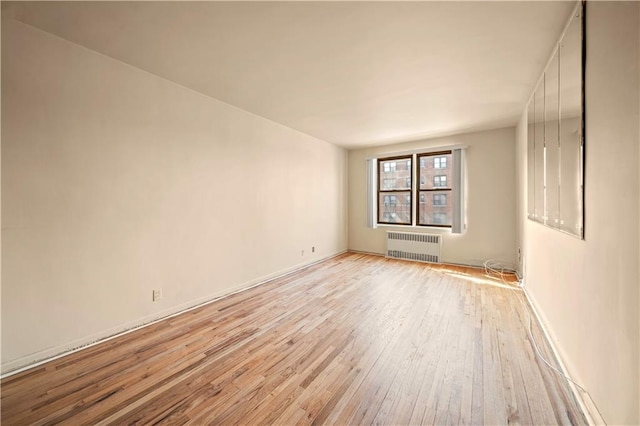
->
(387, 250), (440, 263)
(386, 231), (442, 264)
(387, 232), (440, 244)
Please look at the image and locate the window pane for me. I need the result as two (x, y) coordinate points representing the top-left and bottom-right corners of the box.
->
(534, 78), (545, 223)
(545, 51), (560, 227)
(379, 158), (411, 190)
(378, 191), (411, 224)
(433, 193), (447, 206)
(527, 99), (535, 219)
(419, 153), (452, 190)
(418, 190), (452, 226)
(559, 10), (583, 237)
(434, 175), (447, 187)
(434, 156), (447, 169)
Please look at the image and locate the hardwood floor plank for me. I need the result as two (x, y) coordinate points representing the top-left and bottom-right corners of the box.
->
(1, 253), (587, 425)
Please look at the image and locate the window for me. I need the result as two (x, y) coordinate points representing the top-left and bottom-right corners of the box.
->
(434, 156), (447, 169)
(369, 149), (464, 232)
(433, 212), (447, 224)
(434, 175), (447, 187)
(433, 194), (447, 206)
(526, 4), (584, 239)
(418, 151), (453, 227)
(382, 178), (395, 190)
(382, 194), (398, 206)
(378, 156), (411, 225)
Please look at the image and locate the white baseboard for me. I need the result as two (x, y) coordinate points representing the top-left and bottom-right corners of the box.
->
(1, 250), (347, 377)
(347, 249), (488, 269)
(346, 249), (385, 257)
(522, 285), (606, 426)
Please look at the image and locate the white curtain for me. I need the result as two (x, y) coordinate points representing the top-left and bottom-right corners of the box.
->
(451, 148), (466, 234)
(366, 158), (377, 228)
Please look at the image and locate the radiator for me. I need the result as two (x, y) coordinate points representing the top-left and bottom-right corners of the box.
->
(386, 231), (442, 264)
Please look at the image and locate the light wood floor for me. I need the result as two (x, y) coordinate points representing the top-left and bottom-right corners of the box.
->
(1, 253), (586, 425)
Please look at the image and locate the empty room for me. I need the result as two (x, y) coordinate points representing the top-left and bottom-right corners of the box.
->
(1, 1), (639, 425)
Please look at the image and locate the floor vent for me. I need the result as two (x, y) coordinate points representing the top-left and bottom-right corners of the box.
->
(386, 231), (442, 264)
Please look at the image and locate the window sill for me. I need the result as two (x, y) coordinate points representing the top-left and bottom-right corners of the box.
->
(375, 223), (452, 232)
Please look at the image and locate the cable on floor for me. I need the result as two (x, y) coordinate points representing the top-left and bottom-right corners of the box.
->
(482, 258), (604, 424)
(482, 259), (520, 288)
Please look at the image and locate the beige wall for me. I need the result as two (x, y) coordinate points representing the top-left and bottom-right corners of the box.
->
(348, 127), (517, 266)
(516, 2), (640, 424)
(1, 19), (348, 372)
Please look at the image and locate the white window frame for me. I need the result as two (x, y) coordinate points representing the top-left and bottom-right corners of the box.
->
(433, 175), (447, 188)
(434, 156), (447, 169)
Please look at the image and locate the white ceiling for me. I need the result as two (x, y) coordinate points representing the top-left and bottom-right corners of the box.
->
(7, 1), (575, 148)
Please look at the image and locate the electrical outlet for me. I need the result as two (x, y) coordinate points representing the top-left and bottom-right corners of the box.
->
(312, 246), (315, 253)
(301, 249), (305, 256)
(153, 289), (162, 301)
